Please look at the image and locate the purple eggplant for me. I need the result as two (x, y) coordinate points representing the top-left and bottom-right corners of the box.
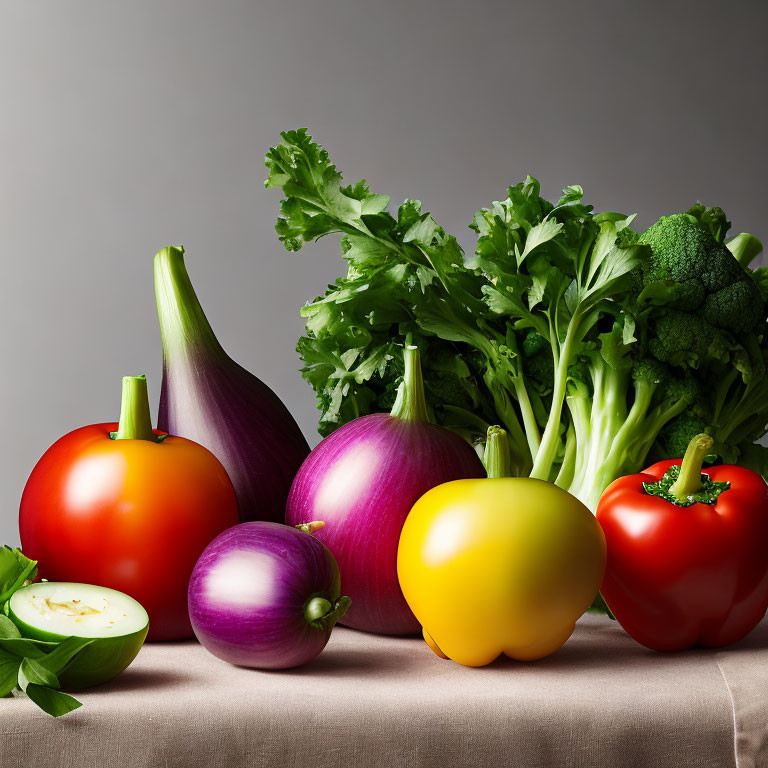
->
(154, 246), (310, 524)
(188, 521), (349, 669)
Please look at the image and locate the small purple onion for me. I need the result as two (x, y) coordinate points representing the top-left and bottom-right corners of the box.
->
(286, 345), (485, 635)
(154, 246), (310, 525)
(188, 521), (349, 669)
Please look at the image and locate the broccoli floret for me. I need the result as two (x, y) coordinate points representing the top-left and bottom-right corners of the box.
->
(424, 371), (475, 410)
(521, 331), (555, 390)
(702, 280), (764, 334)
(660, 374), (701, 406)
(638, 213), (765, 339)
(639, 213), (742, 290)
(632, 358), (669, 389)
(648, 311), (714, 366)
(616, 226), (640, 248)
(659, 412), (710, 458)
(522, 330), (549, 357)
(525, 350), (555, 389)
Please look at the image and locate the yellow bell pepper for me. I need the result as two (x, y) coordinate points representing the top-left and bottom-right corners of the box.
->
(397, 426), (606, 666)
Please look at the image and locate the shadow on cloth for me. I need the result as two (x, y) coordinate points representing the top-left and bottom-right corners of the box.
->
(258, 645), (417, 678)
(84, 668), (194, 695)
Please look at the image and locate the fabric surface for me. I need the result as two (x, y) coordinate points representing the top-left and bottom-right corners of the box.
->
(4, 614), (768, 768)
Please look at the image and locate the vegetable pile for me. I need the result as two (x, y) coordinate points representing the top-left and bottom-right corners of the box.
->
(6, 125), (768, 714)
(265, 129), (768, 511)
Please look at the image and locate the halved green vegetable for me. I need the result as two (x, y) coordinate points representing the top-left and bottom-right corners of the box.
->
(8, 582), (148, 690)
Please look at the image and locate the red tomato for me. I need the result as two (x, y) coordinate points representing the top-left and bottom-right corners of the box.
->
(19, 422), (239, 641)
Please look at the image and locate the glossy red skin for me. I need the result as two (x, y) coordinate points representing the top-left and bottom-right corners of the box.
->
(597, 459), (768, 651)
(19, 423), (239, 641)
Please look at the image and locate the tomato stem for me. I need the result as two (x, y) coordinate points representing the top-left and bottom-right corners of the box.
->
(668, 433), (714, 501)
(112, 376), (162, 442)
(390, 345), (429, 422)
(484, 425), (512, 479)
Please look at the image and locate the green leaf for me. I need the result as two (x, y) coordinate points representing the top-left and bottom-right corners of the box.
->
(265, 129), (375, 251)
(37, 637), (95, 676)
(583, 244), (640, 304)
(19, 658), (60, 691)
(750, 267), (768, 301)
(557, 185), (584, 207)
(0, 546), (38, 605)
(0, 650), (20, 697)
(403, 213), (439, 245)
(0, 614), (21, 639)
(0, 637), (49, 659)
(415, 300), (490, 351)
(360, 194), (390, 215)
(24, 685), (83, 717)
(622, 315), (637, 345)
(482, 283), (529, 317)
(636, 280), (681, 306)
(342, 234), (394, 267)
(517, 219), (563, 266)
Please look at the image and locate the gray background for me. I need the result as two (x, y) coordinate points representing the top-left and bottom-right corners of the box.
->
(1, 0), (766, 546)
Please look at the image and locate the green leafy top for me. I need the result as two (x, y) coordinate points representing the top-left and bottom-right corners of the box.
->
(265, 128), (768, 514)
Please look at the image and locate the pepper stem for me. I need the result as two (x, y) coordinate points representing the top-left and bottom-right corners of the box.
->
(110, 376), (162, 442)
(390, 345), (428, 422)
(668, 433), (714, 501)
(484, 425), (512, 479)
(304, 597), (332, 623)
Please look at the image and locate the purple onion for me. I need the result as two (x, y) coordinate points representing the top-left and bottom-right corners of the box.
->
(154, 246), (310, 524)
(286, 345), (485, 635)
(188, 521), (350, 669)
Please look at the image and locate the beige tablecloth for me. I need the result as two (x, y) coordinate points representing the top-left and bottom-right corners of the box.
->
(3, 614), (768, 768)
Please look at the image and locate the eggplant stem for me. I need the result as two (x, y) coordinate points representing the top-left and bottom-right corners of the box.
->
(304, 596), (351, 629)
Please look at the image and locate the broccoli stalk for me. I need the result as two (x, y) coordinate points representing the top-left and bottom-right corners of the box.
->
(562, 346), (694, 510)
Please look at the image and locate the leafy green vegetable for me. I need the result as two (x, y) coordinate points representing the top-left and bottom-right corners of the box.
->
(0, 548), (91, 717)
(266, 128), (768, 512)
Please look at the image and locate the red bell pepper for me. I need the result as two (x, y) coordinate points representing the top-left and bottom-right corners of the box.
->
(597, 433), (768, 651)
